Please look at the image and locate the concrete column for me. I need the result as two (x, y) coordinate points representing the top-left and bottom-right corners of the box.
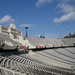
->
(8, 28), (11, 37)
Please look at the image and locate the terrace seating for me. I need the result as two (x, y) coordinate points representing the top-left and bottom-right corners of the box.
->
(38, 50), (73, 65)
(65, 47), (75, 54)
(20, 53), (75, 74)
(0, 37), (5, 46)
(53, 39), (66, 47)
(0, 33), (23, 46)
(6, 59), (10, 68)
(1, 33), (74, 50)
(43, 49), (75, 64)
(26, 37), (75, 49)
(0, 33), (27, 50)
(55, 48), (75, 59)
(44, 39), (61, 47)
(14, 61), (19, 71)
(1, 25), (75, 75)
(26, 38), (54, 49)
(62, 38), (74, 46)
(33, 38), (50, 48)
(0, 52), (75, 75)
(0, 33), (75, 75)
(6, 55), (51, 74)
(1, 58), (7, 67)
(20, 52), (72, 70)
(0, 56), (4, 62)
(10, 60), (15, 70)
(1, 69), (10, 75)
(16, 62), (24, 73)
(1, 68), (24, 75)
(26, 38), (40, 48)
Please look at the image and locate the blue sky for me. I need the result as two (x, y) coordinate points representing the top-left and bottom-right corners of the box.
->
(0, 0), (75, 38)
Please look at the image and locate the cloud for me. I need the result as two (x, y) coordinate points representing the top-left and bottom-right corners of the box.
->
(54, 0), (75, 24)
(57, 0), (75, 3)
(54, 12), (75, 23)
(0, 15), (14, 25)
(57, 3), (75, 13)
(35, 0), (53, 7)
(19, 24), (33, 27)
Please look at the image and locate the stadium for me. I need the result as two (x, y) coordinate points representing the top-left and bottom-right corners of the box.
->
(0, 23), (75, 75)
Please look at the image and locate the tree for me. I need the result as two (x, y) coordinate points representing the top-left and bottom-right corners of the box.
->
(69, 33), (71, 38)
(64, 33), (75, 38)
(74, 33), (75, 37)
(64, 35), (69, 38)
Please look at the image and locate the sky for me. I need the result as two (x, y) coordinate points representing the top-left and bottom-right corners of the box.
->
(0, 0), (75, 38)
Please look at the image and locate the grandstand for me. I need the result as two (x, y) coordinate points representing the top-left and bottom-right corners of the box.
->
(0, 24), (75, 75)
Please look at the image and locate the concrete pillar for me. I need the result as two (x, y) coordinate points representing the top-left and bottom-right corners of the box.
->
(8, 28), (12, 37)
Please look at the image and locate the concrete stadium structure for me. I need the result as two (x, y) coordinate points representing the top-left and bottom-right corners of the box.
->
(0, 24), (75, 75)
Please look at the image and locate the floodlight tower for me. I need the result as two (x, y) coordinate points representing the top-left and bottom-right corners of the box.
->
(25, 27), (28, 37)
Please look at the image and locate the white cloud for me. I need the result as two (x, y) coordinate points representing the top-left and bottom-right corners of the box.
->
(54, 12), (75, 23)
(54, 0), (75, 23)
(0, 15), (14, 24)
(57, 3), (75, 13)
(19, 24), (33, 27)
(35, 0), (53, 7)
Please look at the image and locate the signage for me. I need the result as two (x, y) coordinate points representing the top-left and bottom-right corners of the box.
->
(20, 46), (26, 49)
